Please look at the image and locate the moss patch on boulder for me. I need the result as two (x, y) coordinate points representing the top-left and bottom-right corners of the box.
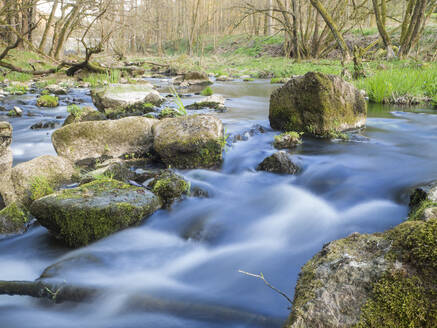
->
(0, 202), (30, 235)
(36, 95), (59, 107)
(148, 170), (190, 206)
(30, 179), (162, 248)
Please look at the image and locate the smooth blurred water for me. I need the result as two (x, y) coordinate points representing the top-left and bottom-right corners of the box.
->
(1, 80), (437, 327)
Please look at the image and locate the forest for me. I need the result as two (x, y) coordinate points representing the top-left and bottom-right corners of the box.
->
(0, 1), (436, 328)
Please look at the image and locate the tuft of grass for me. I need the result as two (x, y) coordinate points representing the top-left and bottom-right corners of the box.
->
(37, 95), (59, 107)
(201, 86), (213, 96)
(30, 176), (54, 201)
(3, 71), (33, 82)
(169, 86), (187, 116)
(67, 104), (85, 120)
(6, 84), (29, 95)
(82, 69), (121, 87)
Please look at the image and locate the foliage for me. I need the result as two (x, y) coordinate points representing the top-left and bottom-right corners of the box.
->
(200, 86), (213, 96)
(67, 104), (85, 120)
(37, 95), (59, 107)
(82, 69), (120, 87)
(169, 86), (187, 116)
(5, 84), (28, 95)
(30, 176), (54, 201)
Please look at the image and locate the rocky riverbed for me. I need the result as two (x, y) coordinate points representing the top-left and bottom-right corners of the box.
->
(0, 73), (436, 328)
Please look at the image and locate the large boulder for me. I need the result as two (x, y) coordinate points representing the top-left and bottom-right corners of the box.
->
(0, 122), (15, 206)
(153, 114), (224, 169)
(269, 72), (367, 137)
(52, 117), (157, 166)
(286, 200), (437, 328)
(91, 84), (164, 117)
(30, 179), (162, 248)
(11, 155), (75, 208)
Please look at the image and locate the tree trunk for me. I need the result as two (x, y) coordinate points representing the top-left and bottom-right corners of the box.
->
(39, 0), (59, 52)
(371, 0), (395, 59)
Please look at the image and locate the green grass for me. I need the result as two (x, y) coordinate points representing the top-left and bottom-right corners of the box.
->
(201, 86), (213, 96)
(82, 69), (121, 87)
(36, 95), (59, 107)
(355, 63), (437, 103)
(67, 104), (85, 120)
(5, 84), (28, 95)
(169, 86), (187, 116)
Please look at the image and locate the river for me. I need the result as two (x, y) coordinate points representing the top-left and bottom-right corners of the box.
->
(1, 79), (436, 327)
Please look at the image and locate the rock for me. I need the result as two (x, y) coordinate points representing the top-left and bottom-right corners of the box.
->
(91, 84), (164, 117)
(153, 114), (224, 169)
(173, 71), (212, 87)
(44, 84), (68, 95)
(273, 132), (302, 149)
(30, 179), (162, 248)
(269, 72), (367, 137)
(52, 117), (157, 166)
(36, 95), (59, 107)
(148, 170), (190, 206)
(186, 95), (226, 111)
(216, 75), (234, 82)
(11, 155), (75, 208)
(0, 122), (14, 206)
(80, 159), (134, 184)
(287, 215), (437, 328)
(12, 106), (23, 117)
(62, 106), (106, 126)
(420, 207), (437, 221)
(409, 181), (437, 209)
(30, 120), (59, 130)
(256, 151), (299, 174)
(0, 202), (30, 235)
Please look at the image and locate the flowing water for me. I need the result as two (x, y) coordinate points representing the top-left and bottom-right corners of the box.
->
(1, 80), (437, 328)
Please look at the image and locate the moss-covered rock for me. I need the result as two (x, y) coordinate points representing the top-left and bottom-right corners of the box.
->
(91, 84), (164, 117)
(30, 179), (162, 248)
(256, 151), (299, 174)
(63, 106), (106, 126)
(173, 71), (212, 87)
(44, 84), (68, 95)
(273, 132), (302, 149)
(0, 202), (30, 235)
(148, 170), (190, 206)
(269, 72), (367, 137)
(153, 114), (224, 169)
(286, 197), (437, 328)
(0, 122), (15, 206)
(52, 117), (157, 166)
(11, 155), (75, 208)
(36, 95), (59, 107)
(186, 95), (226, 111)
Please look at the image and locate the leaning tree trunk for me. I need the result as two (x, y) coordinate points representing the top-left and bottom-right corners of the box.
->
(39, 0), (59, 52)
(309, 0), (351, 62)
(371, 0), (395, 60)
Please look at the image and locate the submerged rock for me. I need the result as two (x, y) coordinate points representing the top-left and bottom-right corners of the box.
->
(186, 95), (226, 111)
(52, 117), (156, 166)
(153, 114), (224, 169)
(91, 84), (164, 117)
(287, 196), (437, 328)
(269, 72), (367, 137)
(148, 170), (190, 206)
(256, 151), (299, 174)
(30, 179), (162, 248)
(273, 132), (302, 149)
(30, 120), (59, 130)
(0, 202), (30, 235)
(11, 155), (75, 207)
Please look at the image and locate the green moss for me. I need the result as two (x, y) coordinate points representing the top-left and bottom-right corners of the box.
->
(37, 95), (59, 107)
(200, 86), (213, 96)
(6, 84), (28, 95)
(0, 202), (30, 234)
(356, 271), (436, 328)
(67, 104), (85, 120)
(159, 107), (180, 119)
(7, 110), (18, 117)
(30, 176), (55, 201)
(151, 171), (190, 205)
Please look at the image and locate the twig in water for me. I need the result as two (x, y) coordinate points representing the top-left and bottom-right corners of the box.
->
(238, 270), (293, 309)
